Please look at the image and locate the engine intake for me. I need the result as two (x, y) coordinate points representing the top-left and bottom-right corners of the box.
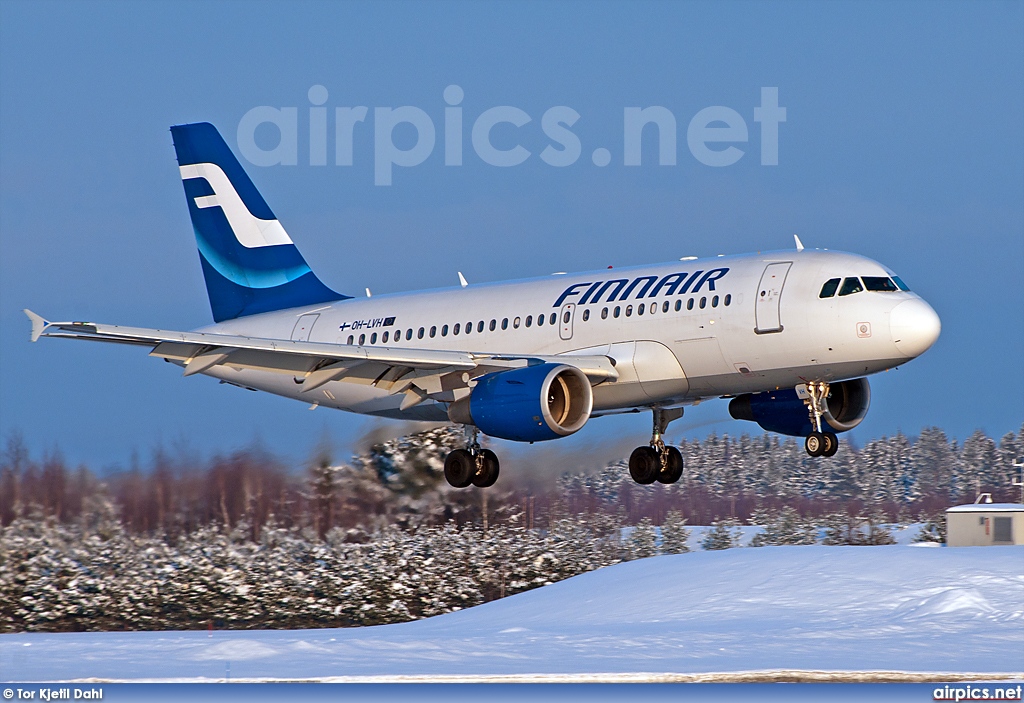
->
(448, 363), (593, 442)
(728, 378), (871, 437)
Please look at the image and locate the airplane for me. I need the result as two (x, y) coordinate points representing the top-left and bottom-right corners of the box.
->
(25, 122), (941, 489)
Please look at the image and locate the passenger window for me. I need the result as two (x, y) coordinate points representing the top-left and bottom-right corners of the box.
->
(441, 324), (448, 337)
(514, 317), (521, 329)
(601, 307), (609, 319)
(613, 306), (621, 318)
(862, 276), (898, 292)
(454, 323), (460, 335)
(562, 311), (570, 324)
(501, 318), (508, 330)
(417, 327), (425, 339)
(550, 313), (557, 325)
(699, 297), (706, 309)
(370, 333), (377, 344)
(429, 326), (436, 338)
(638, 303), (645, 315)
(537, 314), (544, 326)
(819, 278), (841, 298)
(675, 300), (681, 312)
(712, 295), (719, 308)
(347, 335), (354, 345)
(582, 309), (590, 322)
(477, 321), (484, 333)
(489, 319), (496, 332)
(687, 298), (694, 310)
(724, 294), (731, 306)
(383, 331), (389, 343)
(663, 301), (670, 313)
(838, 277), (864, 296)
(526, 315), (533, 327)
(359, 334), (365, 345)
(892, 276), (910, 292)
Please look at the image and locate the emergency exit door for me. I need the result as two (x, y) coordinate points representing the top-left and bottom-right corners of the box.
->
(754, 262), (792, 334)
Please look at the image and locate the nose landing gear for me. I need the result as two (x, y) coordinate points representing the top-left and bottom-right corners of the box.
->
(444, 425), (500, 488)
(803, 381), (839, 457)
(628, 408), (685, 484)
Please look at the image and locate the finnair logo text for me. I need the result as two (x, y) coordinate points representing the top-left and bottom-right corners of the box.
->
(553, 268), (729, 307)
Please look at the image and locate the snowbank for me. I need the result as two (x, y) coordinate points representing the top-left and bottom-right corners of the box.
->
(1, 545), (1021, 682)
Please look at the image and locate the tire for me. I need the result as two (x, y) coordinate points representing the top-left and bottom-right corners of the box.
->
(658, 446), (684, 484)
(629, 446), (660, 484)
(444, 449), (476, 488)
(805, 432), (825, 457)
(471, 449), (500, 488)
(823, 432), (839, 457)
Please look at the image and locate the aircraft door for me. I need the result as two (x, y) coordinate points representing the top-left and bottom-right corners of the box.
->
(754, 262), (792, 334)
(291, 313), (320, 341)
(559, 303), (575, 340)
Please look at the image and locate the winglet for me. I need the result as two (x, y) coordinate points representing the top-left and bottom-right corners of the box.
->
(794, 234), (805, 252)
(458, 272), (468, 288)
(24, 309), (48, 342)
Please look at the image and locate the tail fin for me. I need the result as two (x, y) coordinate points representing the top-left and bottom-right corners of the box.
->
(170, 122), (347, 322)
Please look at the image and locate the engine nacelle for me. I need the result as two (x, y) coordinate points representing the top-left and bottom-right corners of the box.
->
(728, 378), (871, 437)
(448, 363), (593, 442)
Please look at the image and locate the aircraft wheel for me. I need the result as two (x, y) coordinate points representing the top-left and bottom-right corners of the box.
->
(804, 432), (825, 457)
(822, 432), (839, 457)
(629, 446), (660, 485)
(444, 449), (476, 488)
(472, 449), (500, 488)
(658, 446), (684, 484)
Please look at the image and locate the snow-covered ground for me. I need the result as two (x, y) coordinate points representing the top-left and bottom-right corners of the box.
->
(2, 544), (1021, 682)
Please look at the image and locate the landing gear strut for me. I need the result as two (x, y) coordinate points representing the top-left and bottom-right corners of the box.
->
(803, 381), (839, 458)
(444, 425), (500, 488)
(628, 408), (685, 485)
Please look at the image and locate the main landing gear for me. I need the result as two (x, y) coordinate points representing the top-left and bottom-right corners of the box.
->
(628, 408), (685, 485)
(444, 425), (500, 488)
(803, 381), (839, 458)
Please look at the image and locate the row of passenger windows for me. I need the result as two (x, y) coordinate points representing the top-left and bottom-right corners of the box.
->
(346, 293), (733, 346)
(819, 275), (909, 298)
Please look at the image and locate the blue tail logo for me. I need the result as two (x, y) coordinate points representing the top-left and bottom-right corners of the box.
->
(171, 122), (347, 322)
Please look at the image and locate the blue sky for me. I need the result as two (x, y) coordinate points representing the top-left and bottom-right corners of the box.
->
(1, 0), (1022, 469)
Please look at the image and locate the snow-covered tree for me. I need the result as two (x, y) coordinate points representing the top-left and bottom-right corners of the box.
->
(700, 517), (742, 550)
(660, 510), (691, 554)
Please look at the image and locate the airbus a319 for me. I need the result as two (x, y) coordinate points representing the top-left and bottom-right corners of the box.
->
(26, 123), (941, 489)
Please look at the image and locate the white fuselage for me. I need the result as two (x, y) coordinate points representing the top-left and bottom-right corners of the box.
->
(196, 248), (937, 423)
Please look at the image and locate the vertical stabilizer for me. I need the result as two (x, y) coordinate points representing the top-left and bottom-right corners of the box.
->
(170, 122), (347, 322)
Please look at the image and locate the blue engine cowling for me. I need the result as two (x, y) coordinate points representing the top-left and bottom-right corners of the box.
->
(448, 363), (593, 442)
(728, 378), (871, 437)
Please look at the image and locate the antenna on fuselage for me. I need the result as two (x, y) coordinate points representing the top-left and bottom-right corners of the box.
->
(794, 234), (805, 252)
(365, 288), (372, 298)
(458, 272), (468, 288)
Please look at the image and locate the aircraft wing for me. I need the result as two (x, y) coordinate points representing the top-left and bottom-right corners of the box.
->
(24, 310), (618, 410)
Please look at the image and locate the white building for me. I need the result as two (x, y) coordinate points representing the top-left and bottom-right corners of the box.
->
(946, 501), (1024, 547)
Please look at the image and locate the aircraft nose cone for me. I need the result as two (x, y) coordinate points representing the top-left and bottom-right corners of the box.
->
(890, 298), (941, 358)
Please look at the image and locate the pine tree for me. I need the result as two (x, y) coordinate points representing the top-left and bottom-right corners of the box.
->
(749, 506), (817, 546)
(660, 510), (691, 554)
(627, 518), (657, 559)
(914, 511), (947, 543)
(700, 517), (741, 550)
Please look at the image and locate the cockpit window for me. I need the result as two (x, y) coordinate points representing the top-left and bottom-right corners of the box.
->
(838, 277), (863, 296)
(892, 276), (910, 292)
(862, 276), (898, 292)
(819, 278), (841, 298)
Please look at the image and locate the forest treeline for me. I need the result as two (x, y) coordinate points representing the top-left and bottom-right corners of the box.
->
(1, 425), (1020, 537)
(1, 425), (1020, 633)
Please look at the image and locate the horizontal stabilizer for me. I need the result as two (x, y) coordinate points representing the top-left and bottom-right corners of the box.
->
(23, 309), (48, 342)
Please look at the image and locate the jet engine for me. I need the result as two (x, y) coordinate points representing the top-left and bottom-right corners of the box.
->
(448, 363), (593, 442)
(728, 378), (871, 437)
